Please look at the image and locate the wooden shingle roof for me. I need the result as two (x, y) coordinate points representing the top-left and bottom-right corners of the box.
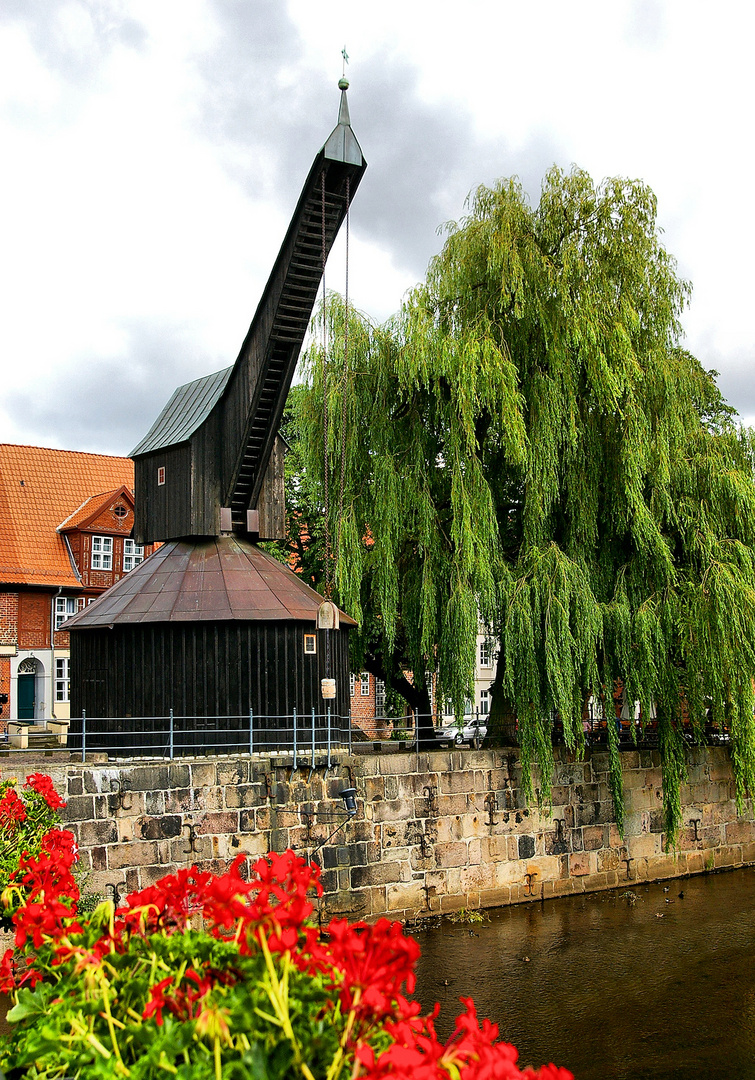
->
(0, 444), (134, 588)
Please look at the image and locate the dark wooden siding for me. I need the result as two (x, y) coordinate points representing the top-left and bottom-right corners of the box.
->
(257, 436), (286, 540)
(134, 444), (193, 545)
(69, 622), (351, 754)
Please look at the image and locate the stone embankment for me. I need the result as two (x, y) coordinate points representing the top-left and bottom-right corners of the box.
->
(0, 746), (751, 921)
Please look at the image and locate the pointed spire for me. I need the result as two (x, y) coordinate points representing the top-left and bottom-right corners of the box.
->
(323, 78), (364, 166)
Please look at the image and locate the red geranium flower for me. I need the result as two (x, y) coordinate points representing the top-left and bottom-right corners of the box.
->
(0, 788), (26, 830)
(24, 773), (66, 811)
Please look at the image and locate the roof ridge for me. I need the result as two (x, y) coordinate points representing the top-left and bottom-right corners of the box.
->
(0, 443), (132, 461)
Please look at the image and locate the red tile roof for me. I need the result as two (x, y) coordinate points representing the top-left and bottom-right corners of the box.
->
(0, 444), (134, 588)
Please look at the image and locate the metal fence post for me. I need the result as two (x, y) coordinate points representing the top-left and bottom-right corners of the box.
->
(81, 709), (86, 764)
(312, 707), (317, 768)
(348, 706), (352, 755)
(169, 709), (174, 760)
(249, 709), (254, 756)
(293, 708), (297, 767)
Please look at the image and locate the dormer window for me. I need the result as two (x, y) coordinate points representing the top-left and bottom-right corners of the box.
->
(123, 539), (144, 572)
(113, 505), (128, 519)
(91, 535), (113, 570)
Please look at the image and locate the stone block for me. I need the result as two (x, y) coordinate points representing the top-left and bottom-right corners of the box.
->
(121, 766), (169, 792)
(435, 842), (468, 868)
(217, 761), (248, 786)
(224, 784), (266, 809)
(79, 820), (118, 847)
(518, 834), (536, 860)
(369, 798), (415, 823)
(626, 833), (658, 859)
(190, 762), (218, 789)
(575, 802), (602, 827)
(439, 771), (475, 795)
(436, 816), (466, 843)
(138, 815), (183, 841)
(350, 862), (401, 888)
(163, 788), (193, 813)
(568, 852), (592, 876)
(386, 880), (427, 915)
(61, 795), (95, 822)
(167, 764), (191, 788)
(549, 785), (571, 806)
(91, 846), (107, 871)
(714, 845), (743, 869)
(144, 790), (165, 817)
(196, 811), (239, 836)
(582, 825), (605, 851)
(523, 856), (560, 883)
(229, 832), (273, 858)
(597, 848), (621, 872)
(67, 775), (83, 797)
(480, 835), (509, 861)
(107, 841), (160, 870)
(362, 776), (385, 803)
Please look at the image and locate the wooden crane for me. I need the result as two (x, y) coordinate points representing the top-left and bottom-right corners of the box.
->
(131, 80), (366, 544)
(65, 83), (365, 744)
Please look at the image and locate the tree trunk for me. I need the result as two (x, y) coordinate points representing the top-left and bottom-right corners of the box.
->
(484, 660), (518, 746)
(362, 660), (436, 748)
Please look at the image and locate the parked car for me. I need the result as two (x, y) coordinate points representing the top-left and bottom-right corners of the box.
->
(434, 717), (487, 746)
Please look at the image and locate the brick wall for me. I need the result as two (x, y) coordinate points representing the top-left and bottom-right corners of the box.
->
(17, 592), (51, 649)
(350, 672), (393, 740)
(0, 593), (18, 646)
(1, 746), (751, 920)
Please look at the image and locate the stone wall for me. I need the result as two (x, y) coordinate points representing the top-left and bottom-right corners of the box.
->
(1, 746), (752, 920)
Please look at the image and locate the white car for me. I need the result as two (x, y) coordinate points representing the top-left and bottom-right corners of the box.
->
(435, 718), (487, 745)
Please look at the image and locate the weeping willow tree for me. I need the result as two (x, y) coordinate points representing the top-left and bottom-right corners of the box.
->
(294, 165), (755, 842)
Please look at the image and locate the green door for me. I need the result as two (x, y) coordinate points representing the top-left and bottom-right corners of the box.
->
(17, 674), (35, 720)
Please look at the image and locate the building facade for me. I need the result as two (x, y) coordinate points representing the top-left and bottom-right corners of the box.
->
(0, 445), (157, 726)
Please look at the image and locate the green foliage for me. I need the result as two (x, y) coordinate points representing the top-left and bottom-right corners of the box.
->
(1, 919), (350, 1079)
(292, 167), (755, 844)
(0, 780), (66, 915)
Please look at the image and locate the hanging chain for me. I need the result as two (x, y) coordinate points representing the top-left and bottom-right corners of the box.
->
(336, 175), (350, 565)
(321, 170), (332, 599)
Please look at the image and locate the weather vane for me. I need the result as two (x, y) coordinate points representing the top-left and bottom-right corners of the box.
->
(342, 46), (349, 76)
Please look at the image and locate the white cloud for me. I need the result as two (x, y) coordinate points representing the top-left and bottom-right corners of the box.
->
(0, 0), (753, 453)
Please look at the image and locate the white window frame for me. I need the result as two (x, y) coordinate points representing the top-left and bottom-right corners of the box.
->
(303, 634), (316, 655)
(480, 689), (490, 715)
(360, 672), (370, 697)
(123, 539), (144, 573)
(54, 597), (77, 631)
(350, 673), (356, 697)
(91, 535), (113, 570)
(375, 678), (386, 717)
(55, 657), (70, 702)
(479, 639), (492, 668)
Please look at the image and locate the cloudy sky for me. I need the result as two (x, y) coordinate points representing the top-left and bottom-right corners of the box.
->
(1, 0), (753, 456)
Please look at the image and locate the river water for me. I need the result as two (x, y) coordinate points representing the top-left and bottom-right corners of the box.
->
(411, 867), (755, 1079)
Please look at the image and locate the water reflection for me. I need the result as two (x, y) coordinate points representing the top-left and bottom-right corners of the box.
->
(411, 867), (755, 1080)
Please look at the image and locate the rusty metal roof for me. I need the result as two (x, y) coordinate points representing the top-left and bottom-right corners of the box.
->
(63, 535), (357, 628)
(130, 365), (233, 457)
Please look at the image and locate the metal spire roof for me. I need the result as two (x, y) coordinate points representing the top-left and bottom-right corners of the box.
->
(323, 78), (364, 167)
